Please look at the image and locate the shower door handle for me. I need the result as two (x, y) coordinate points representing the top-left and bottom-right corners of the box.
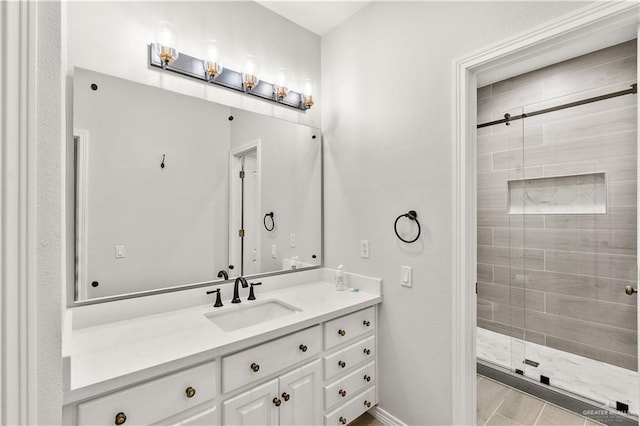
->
(625, 285), (637, 295)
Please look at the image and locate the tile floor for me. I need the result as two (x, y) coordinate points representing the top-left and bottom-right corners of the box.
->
(349, 375), (606, 426)
(477, 375), (603, 426)
(350, 412), (384, 426)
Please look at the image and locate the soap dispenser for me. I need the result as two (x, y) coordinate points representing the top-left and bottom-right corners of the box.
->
(335, 265), (345, 291)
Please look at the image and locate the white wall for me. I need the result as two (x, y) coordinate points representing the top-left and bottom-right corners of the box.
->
(67, 1), (321, 128)
(321, 2), (593, 424)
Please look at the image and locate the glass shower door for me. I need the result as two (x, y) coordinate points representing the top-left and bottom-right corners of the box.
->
(518, 89), (639, 417)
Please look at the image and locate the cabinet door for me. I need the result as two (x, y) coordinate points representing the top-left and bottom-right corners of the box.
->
(223, 379), (278, 425)
(170, 404), (218, 426)
(278, 360), (322, 426)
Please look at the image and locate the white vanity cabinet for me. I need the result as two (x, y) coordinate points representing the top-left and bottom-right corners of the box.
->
(66, 303), (379, 426)
(222, 360), (323, 425)
(75, 361), (217, 426)
(322, 307), (377, 425)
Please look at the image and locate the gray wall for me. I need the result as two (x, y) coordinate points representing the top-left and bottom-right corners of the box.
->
(477, 40), (638, 370)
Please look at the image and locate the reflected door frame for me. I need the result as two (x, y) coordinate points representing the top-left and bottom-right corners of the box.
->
(452, 3), (640, 424)
(229, 140), (262, 277)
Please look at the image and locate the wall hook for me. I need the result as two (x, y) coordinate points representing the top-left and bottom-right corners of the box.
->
(394, 210), (421, 243)
(160, 154), (165, 169)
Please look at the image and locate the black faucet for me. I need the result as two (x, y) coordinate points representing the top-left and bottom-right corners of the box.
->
(217, 270), (229, 280)
(232, 277), (248, 303)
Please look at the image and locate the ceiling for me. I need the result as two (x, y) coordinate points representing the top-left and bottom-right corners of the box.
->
(256, 1), (371, 36)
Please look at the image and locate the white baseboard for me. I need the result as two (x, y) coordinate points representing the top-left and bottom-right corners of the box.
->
(369, 406), (407, 426)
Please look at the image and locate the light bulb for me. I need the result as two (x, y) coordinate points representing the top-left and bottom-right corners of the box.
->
(203, 39), (222, 80)
(153, 21), (179, 69)
(302, 78), (314, 109)
(274, 68), (289, 100)
(241, 55), (259, 91)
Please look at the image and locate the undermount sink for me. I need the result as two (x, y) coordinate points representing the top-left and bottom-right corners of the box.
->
(204, 299), (302, 332)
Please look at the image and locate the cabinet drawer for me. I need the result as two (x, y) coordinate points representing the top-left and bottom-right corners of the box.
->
(166, 404), (217, 426)
(324, 386), (376, 426)
(222, 325), (321, 393)
(324, 362), (375, 410)
(324, 307), (374, 349)
(324, 335), (375, 380)
(77, 361), (216, 426)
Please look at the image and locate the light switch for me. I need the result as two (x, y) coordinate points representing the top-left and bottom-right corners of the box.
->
(290, 233), (296, 247)
(115, 245), (126, 259)
(272, 245), (277, 258)
(401, 266), (412, 287)
(360, 240), (370, 258)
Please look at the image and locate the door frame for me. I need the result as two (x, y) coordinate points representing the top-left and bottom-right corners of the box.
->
(228, 140), (262, 277)
(452, 3), (640, 424)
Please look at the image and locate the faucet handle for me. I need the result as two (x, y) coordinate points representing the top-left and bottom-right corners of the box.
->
(206, 288), (223, 307)
(248, 282), (262, 300)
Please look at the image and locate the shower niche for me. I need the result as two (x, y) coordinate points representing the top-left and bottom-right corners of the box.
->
(507, 172), (607, 215)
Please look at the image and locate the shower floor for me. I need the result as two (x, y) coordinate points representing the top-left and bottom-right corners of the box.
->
(477, 327), (639, 415)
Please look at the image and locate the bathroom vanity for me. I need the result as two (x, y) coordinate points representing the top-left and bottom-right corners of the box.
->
(62, 270), (381, 425)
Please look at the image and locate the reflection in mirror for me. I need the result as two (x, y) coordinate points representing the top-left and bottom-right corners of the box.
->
(72, 68), (321, 302)
(228, 109), (321, 277)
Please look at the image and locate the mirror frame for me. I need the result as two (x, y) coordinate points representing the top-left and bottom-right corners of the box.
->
(66, 71), (324, 307)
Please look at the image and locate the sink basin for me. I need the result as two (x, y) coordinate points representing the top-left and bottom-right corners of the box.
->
(204, 299), (301, 332)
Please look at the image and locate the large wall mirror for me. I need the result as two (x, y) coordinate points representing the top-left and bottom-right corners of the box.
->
(72, 68), (322, 302)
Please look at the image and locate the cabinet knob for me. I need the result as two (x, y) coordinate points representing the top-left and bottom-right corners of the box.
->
(338, 360), (346, 368)
(364, 374), (371, 382)
(282, 392), (290, 401)
(338, 329), (346, 336)
(273, 397), (282, 407)
(363, 320), (371, 327)
(363, 348), (371, 355)
(364, 400), (372, 408)
(299, 344), (308, 352)
(339, 416), (347, 425)
(185, 386), (196, 398)
(250, 362), (260, 372)
(339, 389), (347, 397)
(114, 412), (127, 425)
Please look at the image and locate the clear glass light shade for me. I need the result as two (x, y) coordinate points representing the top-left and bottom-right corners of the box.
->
(274, 68), (289, 100)
(302, 78), (314, 109)
(241, 55), (260, 90)
(203, 39), (223, 80)
(153, 21), (179, 67)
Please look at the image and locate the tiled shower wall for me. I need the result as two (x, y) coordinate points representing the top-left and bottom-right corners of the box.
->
(477, 40), (638, 371)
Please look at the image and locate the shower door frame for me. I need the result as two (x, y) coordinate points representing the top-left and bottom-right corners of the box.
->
(452, 3), (640, 424)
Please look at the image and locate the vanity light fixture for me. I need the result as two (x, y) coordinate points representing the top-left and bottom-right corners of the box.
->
(203, 39), (222, 81)
(302, 78), (314, 109)
(149, 36), (312, 111)
(241, 55), (260, 91)
(274, 68), (289, 101)
(153, 21), (179, 69)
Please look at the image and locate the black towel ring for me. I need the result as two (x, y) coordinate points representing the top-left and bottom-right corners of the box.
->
(394, 210), (421, 243)
(263, 212), (275, 231)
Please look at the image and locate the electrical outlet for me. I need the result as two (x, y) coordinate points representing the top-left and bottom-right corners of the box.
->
(271, 245), (277, 258)
(290, 233), (296, 247)
(115, 245), (125, 259)
(401, 266), (412, 287)
(360, 240), (370, 258)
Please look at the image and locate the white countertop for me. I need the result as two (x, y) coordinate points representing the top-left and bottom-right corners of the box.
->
(64, 279), (381, 404)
